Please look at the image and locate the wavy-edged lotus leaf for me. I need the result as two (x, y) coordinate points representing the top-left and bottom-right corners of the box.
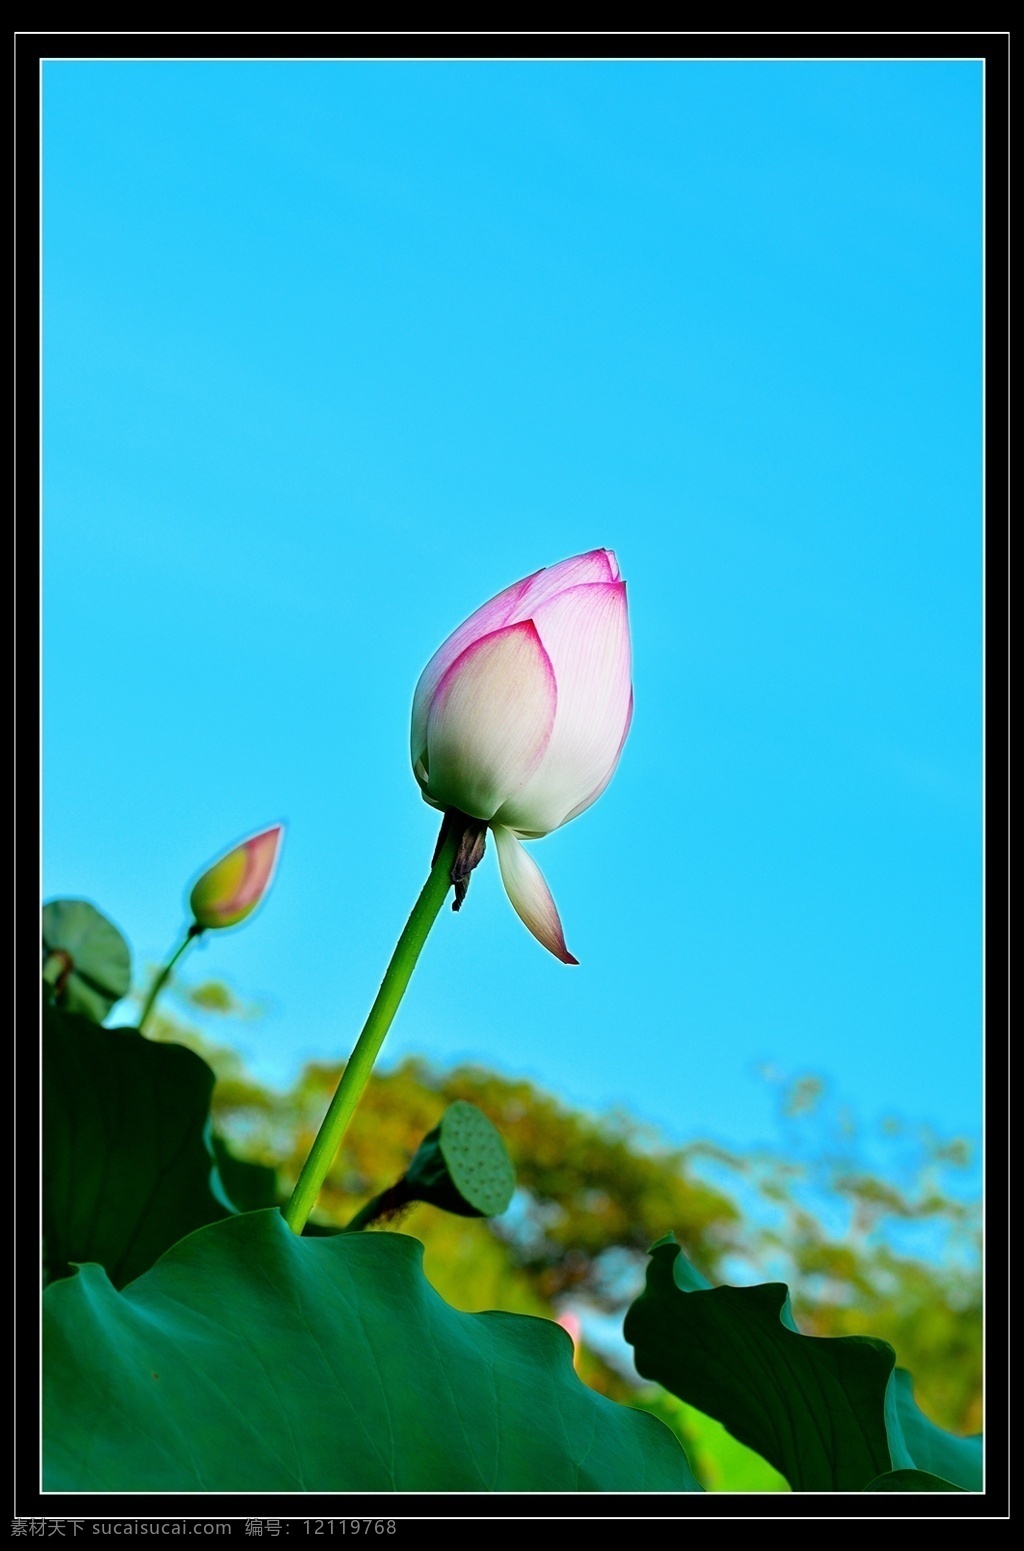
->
(42, 899), (131, 1022)
(43, 1002), (234, 1288)
(405, 1099), (515, 1217)
(624, 1236), (979, 1493)
(891, 1368), (982, 1492)
(44, 1210), (701, 1492)
(632, 1389), (790, 1492)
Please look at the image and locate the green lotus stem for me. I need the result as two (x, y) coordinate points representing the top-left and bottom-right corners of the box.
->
(283, 824), (458, 1235)
(137, 924), (204, 1032)
(340, 1180), (412, 1234)
(341, 1193), (389, 1233)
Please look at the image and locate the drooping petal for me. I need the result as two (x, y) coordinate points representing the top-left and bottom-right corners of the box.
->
(493, 582), (631, 836)
(424, 622), (557, 821)
(491, 824), (578, 964)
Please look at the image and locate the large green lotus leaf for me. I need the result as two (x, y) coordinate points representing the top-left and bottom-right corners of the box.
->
(42, 899), (131, 1022)
(864, 1470), (967, 1492)
(43, 1003), (232, 1288)
(625, 1236), (910, 1492)
(44, 1211), (701, 1492)
(891, 1368), (982, 1492)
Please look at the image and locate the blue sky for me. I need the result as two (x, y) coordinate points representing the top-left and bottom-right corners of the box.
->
(42, 59), (982, 1166)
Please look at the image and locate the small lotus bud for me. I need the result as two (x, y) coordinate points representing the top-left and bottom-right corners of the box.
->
(189, 825), (284, 930)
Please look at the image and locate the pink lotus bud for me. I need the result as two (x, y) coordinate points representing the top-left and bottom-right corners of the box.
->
(189, 824), (284, 930)
(411, 550), (632, 963)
